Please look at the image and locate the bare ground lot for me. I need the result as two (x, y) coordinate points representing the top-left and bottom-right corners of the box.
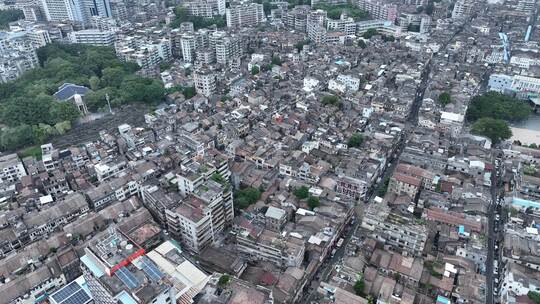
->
(50, 103), (150, 149)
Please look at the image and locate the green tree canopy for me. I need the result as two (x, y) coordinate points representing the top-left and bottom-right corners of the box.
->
(0, 9), (24, 28)
(470, 117), (512, 143)
(271, 55), (282, 66)
(529, 291), (540, 304)
(251, 66), (260, 75)
(218, 274), (230, 287)
(321, 94), (341, 107)
(354, 279), (365, 296)
(362, 28), (378, 39)
(307, 196), (320, 210)
(234, 187), (262, 209)
(293, 186), (309, 199)
(438, 91), (451, 106)
(348, 133), (365, 148)
(0, 43), (165, 151)
(466, 92), (531, 122)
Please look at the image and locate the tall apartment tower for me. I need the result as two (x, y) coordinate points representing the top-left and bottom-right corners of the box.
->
(40, 0), (88, 23)
(307, 9), (327, 44)
(210, 31), (242, 65)
(86, 0), (112, 18)
(180, 34), (197, 62)
(451, 0), (475, 19)
(193, 69), (216, 97)
(225, 1), (265, 28)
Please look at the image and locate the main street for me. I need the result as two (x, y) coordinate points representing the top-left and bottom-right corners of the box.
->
(486, 151), (505, 304)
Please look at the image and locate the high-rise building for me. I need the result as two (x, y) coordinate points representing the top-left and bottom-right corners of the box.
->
(68, 29), (116, 45)
(211, 31), (242, 65)
(167, 156), (233, 253)
(355, 0), (397, 22)
(327, 15), (356, 35)
(21, 5), (45, 21)
(184, 0), (226, 17)
(451, 0), (474, 19)
(180, 34), (197, 62)
(515, 0), (536, 14)
(109, 0), (127, 21)
(193, 69), (216, 96)
(284, 5), (309, 31)
(307, 10), (327, 44)
(225, 1), (265, 28)
(86, 0), (111, 17)
(40, 0), (88, 24)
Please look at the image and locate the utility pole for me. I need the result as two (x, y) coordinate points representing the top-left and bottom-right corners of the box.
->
(106, 93), (114, 115)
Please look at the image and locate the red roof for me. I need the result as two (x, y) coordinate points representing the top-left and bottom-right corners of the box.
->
(260, 272), (278, 285)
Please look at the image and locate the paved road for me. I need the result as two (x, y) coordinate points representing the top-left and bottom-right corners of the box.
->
(486, 153), (498, 304)
(486, 151), (505, 304)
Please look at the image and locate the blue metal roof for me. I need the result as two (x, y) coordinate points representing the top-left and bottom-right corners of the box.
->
(80, 255), (105, 278)
(512, 197), (540, 209)
(436, 295), (451, 304)
(117, 291), (138, 304)
(53, 83), (90, 101)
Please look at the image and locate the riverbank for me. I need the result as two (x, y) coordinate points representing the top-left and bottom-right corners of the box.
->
(511, 114), (540, 145)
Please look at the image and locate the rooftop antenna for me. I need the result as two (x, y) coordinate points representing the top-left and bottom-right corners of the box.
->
(106, 93), (114, 115)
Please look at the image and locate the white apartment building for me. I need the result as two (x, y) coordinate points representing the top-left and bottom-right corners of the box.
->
(510, 52), (540, 69)
(451, 0), (475, 19)
(306, 10), (327, 43)
(184, 0), (226, 17)
(193, 70), (216, 97)
(356, 19), (400, 36)
(180, 34), (197, 62)
(329, 75), (360, 93)
(94, 160), (127, 182)
(327, 16), (356, 35)
(226, 2), (265, 28)
(40, 0), (87, 23)
(234, 226), (305, 267)
(214, 34), (242, 65)
(488, 74), (540, 96)
(303, 77), (320, 92)
(356, 0), (398, 22)
(167, 178), (233, 253)
(166, 196), (215, 253)
(512, 75), (540, 94)
(69, 29), (116, 46)
(0, 153), (27, 183)
(27, 29), (51, 47)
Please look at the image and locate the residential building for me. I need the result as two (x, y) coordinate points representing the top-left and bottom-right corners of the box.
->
(0, 153), (27, 183)
(69, 30), (116, 46)
(362, 203), (428, 256)
(180, 34), (197, 62)
(194, 69), (216, 97)
(355, 0), (398, 22)
(234, 221), (305, 267)
(226, 2), (265, 28)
